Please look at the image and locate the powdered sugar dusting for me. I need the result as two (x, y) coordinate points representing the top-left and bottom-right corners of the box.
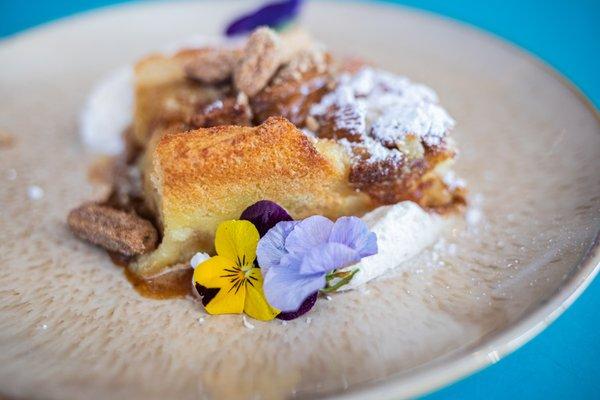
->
(27, 185), (44, 201)
(371, 102), (453, 147)
(332, 102), (366, 135)
(338, 137), (403, 164)
(309, 67), (454, 161)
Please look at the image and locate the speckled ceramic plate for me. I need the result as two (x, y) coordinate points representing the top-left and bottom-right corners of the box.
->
(0, 1), (598, 399)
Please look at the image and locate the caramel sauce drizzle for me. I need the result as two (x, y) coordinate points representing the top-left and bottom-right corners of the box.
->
(109, 249), (194, 300)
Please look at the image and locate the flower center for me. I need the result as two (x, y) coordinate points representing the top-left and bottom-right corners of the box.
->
(219, 255), (258, 294)
(238, 255), (254, 276)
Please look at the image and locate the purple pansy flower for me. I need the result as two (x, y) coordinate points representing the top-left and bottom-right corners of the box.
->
(240, 200), (293, 237)
(240, 200), (316, 320)
(258, 215), (378, 312)
(225, 0), (303, 37)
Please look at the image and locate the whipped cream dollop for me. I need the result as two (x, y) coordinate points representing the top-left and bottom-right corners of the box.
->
(339, 201), (443, 290)
(80, 67), (133, 154)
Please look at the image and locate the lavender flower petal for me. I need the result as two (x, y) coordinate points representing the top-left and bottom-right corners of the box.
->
(298, 242), (361, 275)
(329, 216), (378, 258)
(256, 220), (298, 275)
(284, 215), (333, 255)
(264, 266), (325, 312)
(241, 200), (293, 237)
(259, 211), (378, 315)
(225, 0), (302, 37)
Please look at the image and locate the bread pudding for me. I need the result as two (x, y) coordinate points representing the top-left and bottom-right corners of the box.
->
(69, 27), (465, 281)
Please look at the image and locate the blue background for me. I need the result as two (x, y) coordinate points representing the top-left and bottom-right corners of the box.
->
(1, 1), (598, 399)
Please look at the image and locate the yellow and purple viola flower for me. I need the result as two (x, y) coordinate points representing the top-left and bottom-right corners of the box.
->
(192, 219), (279, 321)
(258, 214), (378, 313)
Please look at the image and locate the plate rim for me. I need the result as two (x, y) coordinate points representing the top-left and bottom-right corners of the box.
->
(0, 1), (598, 399)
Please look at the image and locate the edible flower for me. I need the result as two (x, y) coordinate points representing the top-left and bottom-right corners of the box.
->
(258, 215), (377, 312)
(240, 200), (317, 320)
(240, 199), (293, 236)
(225, 0), (303, 36)
(193, 220), (279, 321)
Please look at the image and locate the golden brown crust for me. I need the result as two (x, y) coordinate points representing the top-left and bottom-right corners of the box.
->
(156, 117), (348, 210)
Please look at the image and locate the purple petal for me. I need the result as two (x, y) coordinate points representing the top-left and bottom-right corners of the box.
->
(276, 292), (317, 320)
(240, 200), (293, 237)
(329, 216), (378, 258)
(263, 267), (325, 312)
(194, 283), (220, 307)
(284, 215), (333, 256)
(298, 242), (361, 275)
(256, 220), (298, 275)
(225, 0), (302, 37)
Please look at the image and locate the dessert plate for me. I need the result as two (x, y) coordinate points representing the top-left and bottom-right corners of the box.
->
(0, 1), (598, 399)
